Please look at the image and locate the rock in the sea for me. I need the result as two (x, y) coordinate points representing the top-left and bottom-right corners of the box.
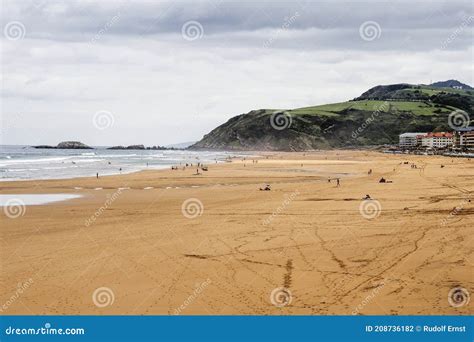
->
(56, 141), (93, 149)
(107, 145), (145, 150)
(32, 145), (55, 149)
(33, 141), (92, 149)
(126, 144), (145, 150)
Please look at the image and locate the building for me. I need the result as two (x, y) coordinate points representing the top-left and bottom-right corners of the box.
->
(453, 127), (474, 150)
(399, 133), (427, 148)
(421, 132), (453, 149)
(461, 132), (474, 150)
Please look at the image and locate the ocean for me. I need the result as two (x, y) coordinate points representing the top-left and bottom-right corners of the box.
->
(0, 145), (247, 181)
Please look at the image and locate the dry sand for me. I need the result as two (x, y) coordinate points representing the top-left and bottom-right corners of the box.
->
(1, 150), (473, 315)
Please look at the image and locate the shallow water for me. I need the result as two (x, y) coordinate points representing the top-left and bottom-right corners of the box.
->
(0, 194), (82, 206)
(0, 145), (248, 181)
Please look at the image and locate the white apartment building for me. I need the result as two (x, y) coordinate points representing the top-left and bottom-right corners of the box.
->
(421, 132), (453, 148)
(399, 133), (427, 148)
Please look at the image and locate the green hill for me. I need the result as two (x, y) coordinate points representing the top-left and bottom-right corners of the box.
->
(190, 81), (473, 151)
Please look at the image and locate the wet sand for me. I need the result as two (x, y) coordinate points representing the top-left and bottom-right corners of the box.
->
(1, 150), (473, 315)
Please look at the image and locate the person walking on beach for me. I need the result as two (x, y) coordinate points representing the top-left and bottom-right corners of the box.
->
(336, 178), (340, 187)
(96, 172), (99, 179)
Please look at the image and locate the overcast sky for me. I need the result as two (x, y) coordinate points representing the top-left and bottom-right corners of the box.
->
(1, 0), (473, 146)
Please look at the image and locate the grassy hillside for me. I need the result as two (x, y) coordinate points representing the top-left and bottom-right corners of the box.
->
(190, 82), (473, 151)
(290, 100), (460, 116)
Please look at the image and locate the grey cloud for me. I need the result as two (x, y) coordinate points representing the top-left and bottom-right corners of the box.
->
(3, 1), (473, 35)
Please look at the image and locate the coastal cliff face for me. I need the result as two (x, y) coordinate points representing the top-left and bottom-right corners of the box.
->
(190, 81), (474, 151)
(190, 110), (330, 151)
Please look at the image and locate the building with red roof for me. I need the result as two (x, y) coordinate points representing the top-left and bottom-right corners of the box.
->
(421, 132), (453, 148)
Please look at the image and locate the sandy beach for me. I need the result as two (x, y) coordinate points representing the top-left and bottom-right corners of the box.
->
(1, 150), (472, 315)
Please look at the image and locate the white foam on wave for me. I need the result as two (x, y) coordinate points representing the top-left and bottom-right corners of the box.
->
(72, 159), (105, 164)
(0, 156), (74, 166)
(4, 168), (40, 172)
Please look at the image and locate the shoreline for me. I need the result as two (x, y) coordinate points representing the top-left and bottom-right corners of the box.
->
(0, 150), (373, 191)
(0, 147), (252, 184)
(2, 148), (472, 185)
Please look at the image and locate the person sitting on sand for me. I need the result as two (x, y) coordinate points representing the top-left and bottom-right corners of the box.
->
(259, 184), (271, 191)
(379, 177), (386, 183)
(363, 194), (371, 200)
